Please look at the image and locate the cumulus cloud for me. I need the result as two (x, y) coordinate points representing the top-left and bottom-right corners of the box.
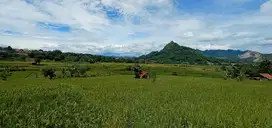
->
(0, 0), (271, 56)
(260, 1), (272, 15)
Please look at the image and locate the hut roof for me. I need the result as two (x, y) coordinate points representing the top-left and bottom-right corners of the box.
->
(139, 72), (148, 77)
(260, 73), (272, 80)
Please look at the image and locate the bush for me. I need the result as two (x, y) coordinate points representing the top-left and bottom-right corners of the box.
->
(221, 64), (247, 81)
(67, 64), (90, 78)
(79, 66), (90, 77)
(68, 67), (79, 77)
(42, 67), (56, 80)
(60, 68), (70, 78)
(0, 67), (12, 81)
(236, 71), (246, 82)
(34, 58), (41, 65)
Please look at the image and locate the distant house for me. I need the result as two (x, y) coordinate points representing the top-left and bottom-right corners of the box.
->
(259, 73), (272, 81)
(249, 73), (272, 81)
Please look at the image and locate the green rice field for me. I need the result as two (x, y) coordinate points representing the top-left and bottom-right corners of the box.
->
(0, 61), (272, 127)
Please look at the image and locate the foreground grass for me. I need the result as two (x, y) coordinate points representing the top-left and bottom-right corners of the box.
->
(1, 73), (272, 127)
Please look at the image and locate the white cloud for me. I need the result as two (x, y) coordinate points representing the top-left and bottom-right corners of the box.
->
(189, 44), (231, 50)
(260, 1), (272, 15)
(0, 0), (272, 56)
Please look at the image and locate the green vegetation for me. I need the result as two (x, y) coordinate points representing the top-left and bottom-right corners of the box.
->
(0, 60), (271, 127)
(220, 60), (272, 81)
(42, 67), (56, 79)
(0, 66), (12, 80)
(1, 42), (270, 65)
(1, 72), (272, 127)
(0, 46), (139, 63)
(140, 41), (230, 64)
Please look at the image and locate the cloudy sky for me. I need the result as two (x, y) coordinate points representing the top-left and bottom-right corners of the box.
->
(0, 0), (272, 56)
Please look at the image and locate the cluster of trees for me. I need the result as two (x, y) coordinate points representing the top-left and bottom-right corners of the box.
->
(42, 63), (91, 80)
(1, 64), (93, 80)
(0, 46), (26, 61)
(221, 60), (272, 81)
(0, 46), (140, 63)
(28, 50), (140, 63)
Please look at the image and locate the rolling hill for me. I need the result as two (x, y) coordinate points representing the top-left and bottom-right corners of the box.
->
(139, 41), (229, 64)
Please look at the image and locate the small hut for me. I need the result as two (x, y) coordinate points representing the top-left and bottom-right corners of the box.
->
(259, 73), (272, 81)
(133, 67), (149, 79)
(139, 71), (149, 79)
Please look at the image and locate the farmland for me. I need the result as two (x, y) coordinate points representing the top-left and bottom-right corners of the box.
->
(1, 61), (272, 127)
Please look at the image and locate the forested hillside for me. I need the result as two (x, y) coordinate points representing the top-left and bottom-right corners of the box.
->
(139, 41), (230, 64)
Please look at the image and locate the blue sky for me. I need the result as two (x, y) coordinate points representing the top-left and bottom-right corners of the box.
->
(0, 0), (271, 56)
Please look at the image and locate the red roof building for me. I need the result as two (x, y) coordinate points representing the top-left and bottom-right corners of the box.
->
(260, 73), (272, 80)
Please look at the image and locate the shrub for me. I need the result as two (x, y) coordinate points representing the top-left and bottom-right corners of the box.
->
(79, 66), (90, 77)
(42, 67), (56, 80)
(236, 71), (246, 82)
(60, 68), (70, 78)
(68, 64), (80, 77)
(221, 64), (248, 81)
(0, 67), (12, 81)
(67, 64), (90, 78)
(68, 68), (80, 77)
(34, 58), (41, 65)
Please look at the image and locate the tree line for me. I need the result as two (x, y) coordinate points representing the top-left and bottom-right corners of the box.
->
(0, 46), (141, 63)
(220, 60), (272, 81)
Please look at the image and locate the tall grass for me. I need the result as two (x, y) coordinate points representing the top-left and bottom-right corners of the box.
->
(0, 84), (110, 127)
(1, 74), (272, 127)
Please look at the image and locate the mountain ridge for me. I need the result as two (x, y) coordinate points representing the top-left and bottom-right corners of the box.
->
(201, 49), (269, 62)
(1, 43), (271, 63)
(139, 41), (229, 64)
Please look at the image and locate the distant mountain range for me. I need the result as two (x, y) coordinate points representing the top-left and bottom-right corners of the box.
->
(201, 49), (271, 62)
(1, 42), (271, 64)
(140, 41), (271, 64)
